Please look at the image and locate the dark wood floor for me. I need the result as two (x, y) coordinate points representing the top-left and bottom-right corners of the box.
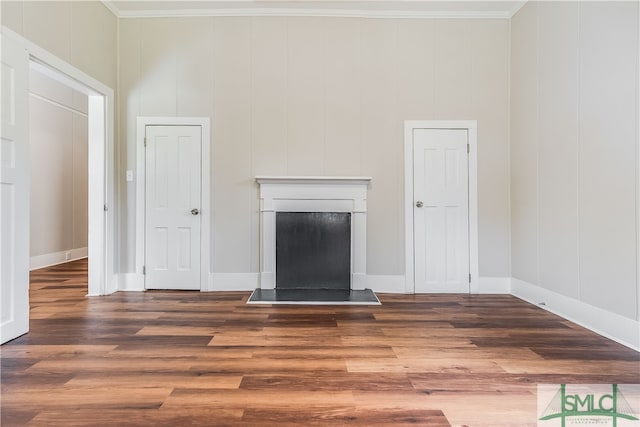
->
(1, 259), (638, 426)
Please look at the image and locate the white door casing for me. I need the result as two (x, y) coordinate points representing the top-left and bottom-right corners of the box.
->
(413, 129), (469, 293)
(404, 121), (479, 294)
(145, 125), (202, 290)
(1, 34), (30, 343)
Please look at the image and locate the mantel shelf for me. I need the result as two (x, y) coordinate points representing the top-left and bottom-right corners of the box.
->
(256, 176), (372, 185)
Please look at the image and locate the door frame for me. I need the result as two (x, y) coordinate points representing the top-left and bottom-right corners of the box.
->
(135, 117), (211, 291)
(404, 120), (479, 294)
(1, 27), (116, 298)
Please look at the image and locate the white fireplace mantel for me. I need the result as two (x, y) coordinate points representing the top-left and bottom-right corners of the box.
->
(256, 176), (372, 290)
(256, 176), (372, 185)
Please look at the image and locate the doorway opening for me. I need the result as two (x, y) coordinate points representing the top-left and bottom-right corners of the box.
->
(13, 26), (116, 298)
(26, 58), (113, 297)
(28, 62), (90, 277)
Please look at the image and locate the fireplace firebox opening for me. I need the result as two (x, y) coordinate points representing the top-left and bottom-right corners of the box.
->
(275, 212), (351, 290)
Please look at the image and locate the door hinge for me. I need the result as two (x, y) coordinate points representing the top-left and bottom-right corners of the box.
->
(469, 273), (472, 283)
(143, 266), (146, 275)
(144, 136), (147, 147)
(467, 143), (470, 154)
(104, 204), (108, 212)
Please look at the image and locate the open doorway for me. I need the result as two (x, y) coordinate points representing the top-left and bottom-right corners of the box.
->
(28, 63), (89, 275)
(1, 29), (115, 344)
(24, 56), (114, 298)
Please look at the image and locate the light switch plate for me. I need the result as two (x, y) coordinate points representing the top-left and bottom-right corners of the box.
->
(126, 170), (133, 182)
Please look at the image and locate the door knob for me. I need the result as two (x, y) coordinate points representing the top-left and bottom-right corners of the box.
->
(415, 201), (424, 208)
(191, 208), (199, 215)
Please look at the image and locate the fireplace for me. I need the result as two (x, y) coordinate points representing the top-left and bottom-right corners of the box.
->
(256, 176), (371, 291)
(276, 212), (351, 290)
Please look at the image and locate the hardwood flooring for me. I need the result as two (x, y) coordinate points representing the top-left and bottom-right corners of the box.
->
(2, 259), (638, 426)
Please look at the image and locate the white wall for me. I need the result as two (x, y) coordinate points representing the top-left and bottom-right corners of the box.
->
(510, 1), (639, 321)
(29, 69), (88, 267)
(118, 17), (511, 279)
(1, 1), (117, 88)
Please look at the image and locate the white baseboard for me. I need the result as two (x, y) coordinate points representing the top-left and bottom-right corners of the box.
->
(30, 247), (88, 270)
(365, 275), (406, 293)
(119, 272), (259, 292)
(511, 277), (640, 352)
(474, 276), (511, 294)
(119, 273), (144, 291)
(205, 273), (406, 293)
(207, 273), (259, 291)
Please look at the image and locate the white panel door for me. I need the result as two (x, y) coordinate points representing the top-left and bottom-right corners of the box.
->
(145, 126), (201, 290)
(413, 129), (469, 293)
(1, 35), (30, 343)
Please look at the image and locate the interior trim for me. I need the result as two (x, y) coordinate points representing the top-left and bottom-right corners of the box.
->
(101, 1), (528, 19)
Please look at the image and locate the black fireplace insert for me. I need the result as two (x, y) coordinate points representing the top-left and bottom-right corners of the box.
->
(275, 212), (351, 290)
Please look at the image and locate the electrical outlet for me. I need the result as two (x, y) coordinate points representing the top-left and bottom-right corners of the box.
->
(126, 170), (134, 182)
(65, 251), (71, 260)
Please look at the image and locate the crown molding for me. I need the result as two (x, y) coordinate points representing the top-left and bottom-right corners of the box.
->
(100, 0), (120, 17)
(118, 8), (513, 19)
(507, 0), (528, 18)
(100, 1), (526, 19)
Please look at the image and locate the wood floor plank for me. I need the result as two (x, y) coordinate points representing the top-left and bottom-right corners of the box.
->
(380, 326), (512, 338)
(108, 345), (255, 359)
(239, 372), (415, 392)
(530, 346), (640, 361)
(208, 335), (345, 347)
(189, 357), (348, 374)
(1, 258), (638, 427)
(160, 389), (355, 409)
(2, 386), (173, 410)
(241, 408), (451, 426)
(494, 358), (640, 375)
(1, 345), (117, 358)
(250, 346), (397, 359)
(341, 335), (475, 347)
(135, 325), (223, 336)
(25, 357), (194, 374)
(26, 408), (244, 427)
(65, 373), (243, 389)
(391, 346), (544, 361)
(346, 357), (506, 374)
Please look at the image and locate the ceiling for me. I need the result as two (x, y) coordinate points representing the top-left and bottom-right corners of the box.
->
(103, 1), (528, 19)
